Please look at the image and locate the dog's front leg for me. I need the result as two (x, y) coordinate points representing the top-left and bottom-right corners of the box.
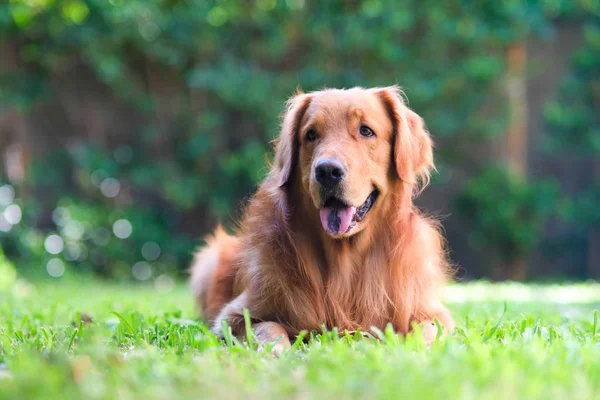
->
(253, 321), (291, 357)
(211, 292), (291, 356)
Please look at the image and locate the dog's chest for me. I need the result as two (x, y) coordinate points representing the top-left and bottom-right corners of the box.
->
(295, 272), (395, 333)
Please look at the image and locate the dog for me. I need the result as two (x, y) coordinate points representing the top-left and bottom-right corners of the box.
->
(190, 86), (454, 354)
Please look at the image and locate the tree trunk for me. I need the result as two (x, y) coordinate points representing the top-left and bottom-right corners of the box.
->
(491, 262), (505, 281)
(491, 255), (527, 281)
(589, 156), (600, 279)
(505, 42), (528, 177)
(507, 257), (527, 281)
(0, 110), (31, 187)
(503, 42), (529, 280)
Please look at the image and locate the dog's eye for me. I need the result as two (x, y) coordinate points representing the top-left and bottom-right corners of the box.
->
(306, 129), (318, 142)
(359, 125), (376, 138)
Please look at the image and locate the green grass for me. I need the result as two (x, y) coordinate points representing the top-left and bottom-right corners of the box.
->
(1, 280), (600, 400)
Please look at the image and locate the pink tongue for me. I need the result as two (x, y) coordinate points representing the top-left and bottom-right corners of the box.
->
(319, 206), (356, 235)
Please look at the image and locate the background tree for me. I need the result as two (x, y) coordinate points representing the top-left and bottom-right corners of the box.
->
(545, 15), (600, 279)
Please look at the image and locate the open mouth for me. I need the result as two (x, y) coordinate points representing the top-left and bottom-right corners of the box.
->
(319, 190), (379, 236)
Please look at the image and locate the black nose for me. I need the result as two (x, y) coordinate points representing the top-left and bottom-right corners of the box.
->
(315, 158), (347, 188)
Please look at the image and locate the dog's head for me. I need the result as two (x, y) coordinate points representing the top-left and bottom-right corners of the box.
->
(273, 86), (434, 238)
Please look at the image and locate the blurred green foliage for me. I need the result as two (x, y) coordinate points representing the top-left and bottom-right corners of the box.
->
(456, 165), (558, 263)
(545, 20), (600, 154)
(0, 0), (598, 279)
(544, 15), (600, 239)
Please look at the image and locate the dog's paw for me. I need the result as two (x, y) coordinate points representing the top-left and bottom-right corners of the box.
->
(254, 321), (291, 357)
(421, 321), (439, 345)
(257, 336), (291, 357)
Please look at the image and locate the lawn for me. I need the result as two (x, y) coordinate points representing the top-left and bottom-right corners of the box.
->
(1, 280), (599, 400)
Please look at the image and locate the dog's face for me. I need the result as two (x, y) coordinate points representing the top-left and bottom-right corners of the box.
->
(274, 86), (434, 238)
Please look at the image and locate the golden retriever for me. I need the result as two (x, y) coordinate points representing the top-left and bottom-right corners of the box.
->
(190, 86), (454, 354)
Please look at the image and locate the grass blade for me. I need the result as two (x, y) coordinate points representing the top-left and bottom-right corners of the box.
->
(482, 301), (508, 342)
(111, 311), (136, 335)
(243, 308), (255, 348)
(292, 330), (308, 350)
(221, 320), (233, 348)
(67, 328), (79, 352)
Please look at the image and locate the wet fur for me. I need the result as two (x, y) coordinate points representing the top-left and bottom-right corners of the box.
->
(190, 86), (454, 347)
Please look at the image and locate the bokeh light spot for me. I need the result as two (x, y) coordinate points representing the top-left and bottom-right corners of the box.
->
(154, 274), (174, 293)
(45, 235), (64, 254)
(141, 242), (161, 261)
(3, 204), (21, 225)
(132, 261), (152, 281)
(100, 178), (121, 198)
(113, 219), (133, 239)
(46, 258), (65, 278)
(0, 185), (15, 206)
(52, 207), (71, 226)
(64, 221), (84, 240)
(64, 243), (82, 261)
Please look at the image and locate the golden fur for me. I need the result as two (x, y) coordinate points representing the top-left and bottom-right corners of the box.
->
(190, 86), (454, 351)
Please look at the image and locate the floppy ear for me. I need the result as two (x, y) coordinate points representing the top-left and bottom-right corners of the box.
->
(377, 86), (434, 188)
(273, 91), (312, 187)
